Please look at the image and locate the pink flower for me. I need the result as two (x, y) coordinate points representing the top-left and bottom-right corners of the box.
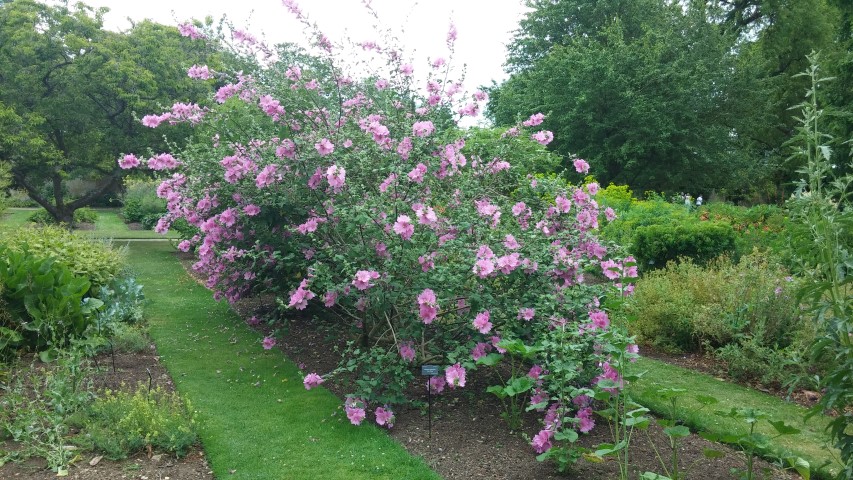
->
(531, 130), (554, 145)
(407, 163), (428, 183)
(187, 64), (212, 79)
(303, 373), (324, 390)
(399, 341), (416, 362)
(531, 429), (554, 454)
(256, 164), (278, 188)
(147, 153), (179, 170)
(504, 234), (520, 250)
(323, 290), (338, 307)
(400, 63), (414, 76)
(375, 406), (395, 428)
(346, 405), (366, 425)
(288, 279), (316, 310)
(473, 258), (495, 278)
(471, 342), (490, 361)
(118, 154), (140, 169)
(393, 215), (414, 240)
(518, 308), (535, 321)
(512, 202), (527, 216)
(379, 173), (397, 193)
(473, 310), (493, 334)
(605, 207), (617, 222)
(528, 365), (543, 379)
(577, 407), (595, 433)
(262, 336), (276, 350)
(600, 259), (621, 280)
(428, 376), (446, 393)
(352, 270), (380, 290)
(522, 112), (545, 127)
(315, 138), (335, 156)
(178, 23), (203, 39)
(412, 121), (435, 137)
(325, 165), (346, 192)
(589, 310), (609, 330)
(496, 253), (521, 274)
(587, 182), (599, 195)
(243, 204), (261, 216)
(417, 288), (439, 324)
(574, 158), (590, 174)
(445, 363), (466, 388)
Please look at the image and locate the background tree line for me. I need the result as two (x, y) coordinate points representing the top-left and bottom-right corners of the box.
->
(487, 0), (852, 202)
(0, 0), (219, 223)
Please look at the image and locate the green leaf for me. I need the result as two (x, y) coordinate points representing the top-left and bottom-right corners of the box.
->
(641, 473), (672, 480)
(785, 456), (810, 480)
(663, 425), (690, 438)
(694, 394), (719, 406)
(703, 449), (725, 459)
(554, 429), (578, 442)
(486, 385), (507, 399)
(768, 420), (800, 436)
(476, 353), (503, 366)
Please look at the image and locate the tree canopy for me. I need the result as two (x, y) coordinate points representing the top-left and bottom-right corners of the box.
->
(489, 0), (851, 201)
(0, 0), (216, 223)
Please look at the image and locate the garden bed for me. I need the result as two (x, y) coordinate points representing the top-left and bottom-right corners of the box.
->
(0, 346), (214, 480)
(221, 278), (796, 479)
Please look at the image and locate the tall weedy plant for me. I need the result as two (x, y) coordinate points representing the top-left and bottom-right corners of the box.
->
(787, 52), (853, 479)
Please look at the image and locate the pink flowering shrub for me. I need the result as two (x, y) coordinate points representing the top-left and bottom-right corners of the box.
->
(123, 0), (638, 457)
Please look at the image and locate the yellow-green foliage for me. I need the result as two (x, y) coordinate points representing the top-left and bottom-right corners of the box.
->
(625, 251), (805, 354)
(73, 384), (197, 459)
(0, 225), (125, 289)
(598, 183), (635, 211)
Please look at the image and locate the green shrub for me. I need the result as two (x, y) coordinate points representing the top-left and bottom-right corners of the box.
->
(109, 324), (150, 354)
(94, 276), (145, 327)
(631, 222), (737, 268)
(1, 225), (125, 289)
(0, 247), (92, 355)
(72, 385), (197, 459)
(626, 251), (805, 354)
(599, 196), (695, 247)
(5, 189), (38, 207)
(597, 183), (635, 212)
(28, 207), (98, 225)
(120, 179), (166, 228)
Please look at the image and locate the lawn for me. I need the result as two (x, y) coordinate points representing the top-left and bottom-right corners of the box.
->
(630, 357), (842, 478)
(124, 240), (440, 480)
(0, 208), (178, 240)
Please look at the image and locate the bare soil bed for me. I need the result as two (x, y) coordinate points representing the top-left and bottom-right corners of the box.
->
(0, 347), (215, 480)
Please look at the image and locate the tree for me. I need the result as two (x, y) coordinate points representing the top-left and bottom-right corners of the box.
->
(0, 0), (215, 224)
(491, 0), (768, 195)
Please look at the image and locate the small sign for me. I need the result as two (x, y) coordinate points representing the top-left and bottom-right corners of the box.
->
(421, 364), (440, 376)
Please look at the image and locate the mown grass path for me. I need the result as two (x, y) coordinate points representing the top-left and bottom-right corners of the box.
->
(630, 357), (842, 478)
(126, 241), (440, 480)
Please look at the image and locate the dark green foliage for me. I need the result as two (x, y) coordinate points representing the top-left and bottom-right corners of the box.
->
(0, 247), (92, 355)
(120, 180), (166, 229)
(631, 223), (737, 268)
(28, 207), (98, 225)
(0, 0), (217, 224)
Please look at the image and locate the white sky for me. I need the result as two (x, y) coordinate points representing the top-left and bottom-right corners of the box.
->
(66, 0), (528, 91)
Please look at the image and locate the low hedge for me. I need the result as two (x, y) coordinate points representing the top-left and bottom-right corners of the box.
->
(631, 222), (736, 268)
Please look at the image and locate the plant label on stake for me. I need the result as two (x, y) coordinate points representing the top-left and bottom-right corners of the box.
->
(421, 365), (439, 438)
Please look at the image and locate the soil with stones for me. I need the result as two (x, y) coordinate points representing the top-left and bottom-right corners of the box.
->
(0, 346), (215, 480)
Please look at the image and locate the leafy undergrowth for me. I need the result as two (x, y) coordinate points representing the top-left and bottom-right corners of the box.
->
(125, 240), (440, 480)
(629, 357), (842, 478)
